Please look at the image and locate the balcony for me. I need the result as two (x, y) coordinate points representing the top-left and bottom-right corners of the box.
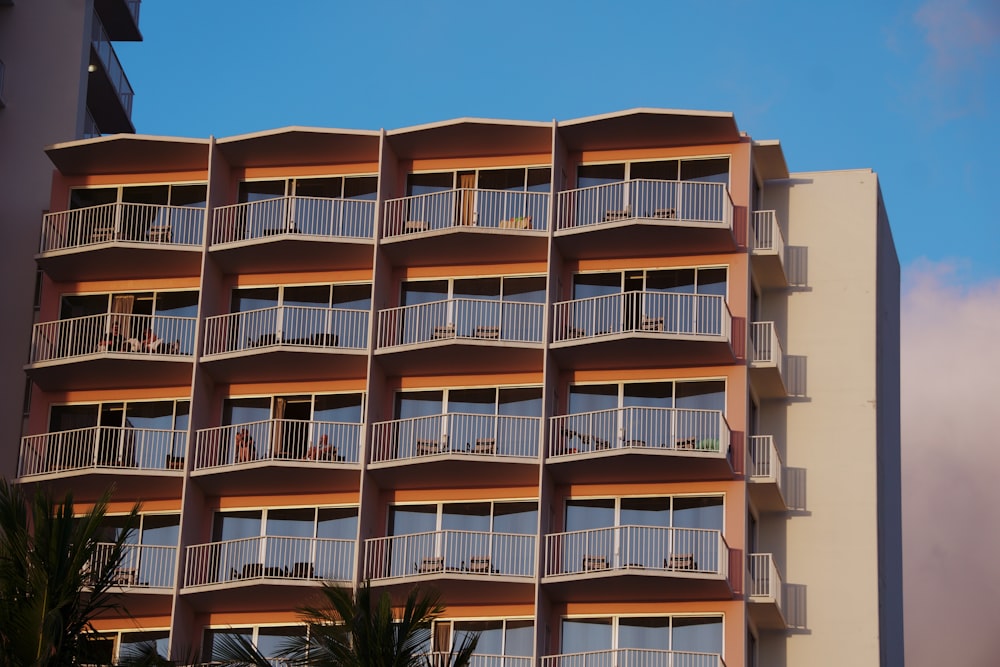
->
(88, 16), (134, 133)
(381, 189), (549, 266)
(547, 408), (734, 483)
(201, 306), (369, 382)
(191, 420), (362, 496)
(550, 292), (734, 370)
(542, 525), (732, 602)
(748, 553), (787, 630)
(750, 210), (787, 288)
(369, 413), (540, 488)
(209, 196), (376, 273)
(748, 436), (786, 512)
(183, 536), (353, 610)
(94, 0), (142, 41)
(428, 655), (530, 667)
(749, 322), (786, 398)
(542, 649), (725, 667)
(364, 530), (535, 605)
(17, 426), (185, 500)
(554, 180), (735, 259)
(26, 313), (196, 391)
(374, 299), (545, 375)
(88, 541), (176, 618)
(36, 203), (205, 280)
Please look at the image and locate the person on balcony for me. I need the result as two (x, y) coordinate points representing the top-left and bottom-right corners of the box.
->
(306, 434), (333, 461)
(141, 328), (161, 352)
(235, 428), (255, 463)
(101, 322), (127, 352)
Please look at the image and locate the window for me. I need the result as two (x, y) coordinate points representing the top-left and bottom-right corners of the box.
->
(239, 176), (377, 202)
(204, 626), (306, 663)
(403, 167), (550, 229)
(230, 283), (371, 348)
(561, 615), (723, 655)
(433, 618), (534, 656)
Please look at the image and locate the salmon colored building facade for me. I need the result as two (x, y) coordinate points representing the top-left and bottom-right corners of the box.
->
(16, 109), (904, 666)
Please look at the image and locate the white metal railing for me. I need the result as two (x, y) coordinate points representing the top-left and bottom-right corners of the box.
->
(91, 16), (134, 115)
(370, 413), (540, 462)
(184, 536), (354, 587)
(29, 312), (196, 363)
(383, 189), (549, 237)
(211, 196), (376, 244)
(549, 407), (730, 458)
(376, 298), (544, 348)
(425, 654), (531, 667)
(541, 648), (725, 667)
(552, 292), (730, 343)
(750, 321), (783, 369)
(90, 542), (176, 589)
(363, 530), (535, 580)
(39, 202), (204, 252)
(749, 552), (784, 610)
(555, 180), (732, 231)
(543, 526), (729, 579)
(202, 305), (369, 355)
(18, 426), (186, 477)
(193, 419), (361, 469)
(749, 435), (783, 493)
(750, 210), (785, 261)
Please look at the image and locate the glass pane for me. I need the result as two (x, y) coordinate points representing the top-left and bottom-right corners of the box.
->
(333, 283), (372, 309)
(344, 176), (378, 200)
(620, 497), (671, 527)
(477, 168), (525, 191)
(407, 172), (453, 195)
(70, 187), (117, 208)
(672, 497), (724, 531)
(389, 505), (437, 535)
(675, 381), (725, 412)
(577, 163), (625, 187)
(561, 617), (612, 652)
(618, 616), (670, 649)
(696, 268), (728, 296)
(213, 511), (262, 541)
(141, 514), (180, 546)
(455, 620), (503, 654)
(623, 382), (673, 408)
(448, 388), (496, 415)
(630, 160), (679, 181)
(441, 502), (491, 531)
(395, 391), (443, 420)
(124, 400), (174, 430)
(498, 387), (542, 417)
(647, 269), (695, 293)
(169, 184), (207, 207)
(49, 403), (99, 431)
(266, 508), (315, 537)
(568, 384), (618, 413)
(317, 507), (358, 539)
(257, 626), (305, 660)
(492, 502), (537, 535)
(232, 287), (279, 312)
(154, 290), (199, 317)
(572, 272), (621, 299)
(503, 276), (546, 303)
(402, 280), (448, 306)
(314, 394), (364, 422)
(60, 294), (108, 319)
(527, 168), (551, 192)
(223, 398), (271, 425)
(454, 277), (501, 300)
(239, 180), (285, 202)
(294, 177), (342, 198)
(283, 285), (332, 307)
(565, 499), (614, 531)
(680, 157), (730, 185)
(118, 631), (170, 662)
(505, 620), (534, 656)
(671, 616), (723, 654)
(122, 185), (169, 205)
(205, 629), (252, 662)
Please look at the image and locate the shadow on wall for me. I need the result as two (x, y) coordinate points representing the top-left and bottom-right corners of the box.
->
(784, 467), (808, 512)
(786, 246), (809, 288)
(785, 356), (808, 397)
(784, 582), (809, 631)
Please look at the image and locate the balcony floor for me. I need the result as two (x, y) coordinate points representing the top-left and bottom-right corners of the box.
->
(26, 355), (193, 391)
(201, 347), (368, 383)
(749, 597), (787, 630)
(16, 468), (183, 503)
(210, 236), (374, 274)
(181, 577), (345, 613)
(550, 334), (734, 371)
(190, 460), (362, 496)
(380, 227), (548, 267)
(751, 252), (788, 289)
(546, 448), (734, 484)
(36, 244), (203, 282)
(748, 479), (787, 513)
(554, 219), (736, 260)
(369, 573), (535, 607)
(367, 455), (539, 490)
(542, 568), (733, 603)
(374, 340), (544, 376)
(749, 364), (787, 399)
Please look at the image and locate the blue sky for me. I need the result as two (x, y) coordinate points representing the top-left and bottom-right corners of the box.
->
(117, 0), (999, 279)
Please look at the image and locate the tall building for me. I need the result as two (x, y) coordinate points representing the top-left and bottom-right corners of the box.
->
(0, 0), (142, 479)
(15, 108), (903, 666)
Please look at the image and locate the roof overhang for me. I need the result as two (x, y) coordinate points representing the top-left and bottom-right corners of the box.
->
(45, 135), (210, 175)
(558, 108), (741, 152)
(386, 118), (554, 160)
(216, 127), (382, 168)
(752, 140), (790, 180)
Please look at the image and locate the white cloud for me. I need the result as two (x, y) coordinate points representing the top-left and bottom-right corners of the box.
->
(914, 0), (1000, 73)
(902, 259), (1000, 665)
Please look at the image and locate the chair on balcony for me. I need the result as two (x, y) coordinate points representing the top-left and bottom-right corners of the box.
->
(292, 561), (315, 579)
(90, 225), (117, 243)
(666, 553), (698, 571)
(653, 207), (676, 219)
(473, 325), (500, 339)
(147, 224), (172, 243)
(499, 215), (532, 229)
(405, 220), (429, 233)
(165, 455), (185, 470)
(416, 556), (444, 573)
(583, 555), (609, 571)
(432, 324), (456, 340)
(640, 316), (664, 332)
(471, 438), (496, 455)
(466, 555), (496, 574)
(604, 206), (632, 221)
(416, 439), (443, 456)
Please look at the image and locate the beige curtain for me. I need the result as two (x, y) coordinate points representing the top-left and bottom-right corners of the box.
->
(272, 398), (286, 456)
(459, 173), (476, 225)
(110, 295), (135, 337)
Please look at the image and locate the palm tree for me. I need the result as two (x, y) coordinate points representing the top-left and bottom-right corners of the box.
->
(0, 479), (140, 667)
(214, 581), (479, 667)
